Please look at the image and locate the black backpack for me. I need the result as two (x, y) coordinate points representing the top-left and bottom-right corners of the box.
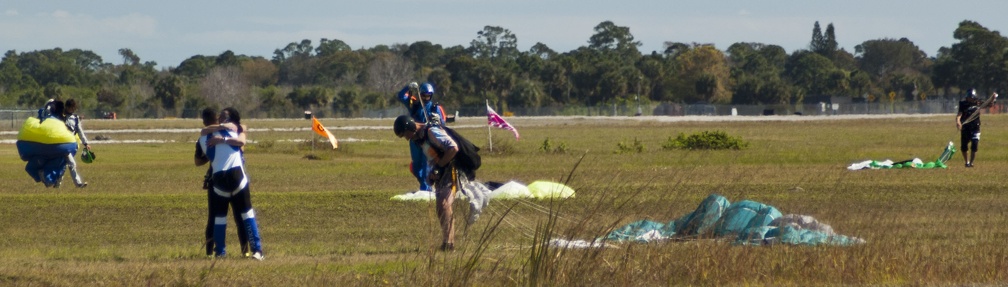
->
(441, 126), (481, 178)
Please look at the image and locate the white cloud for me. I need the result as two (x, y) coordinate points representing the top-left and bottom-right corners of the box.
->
(51, 10), (71, 18)
(100, 13), (158, 37)
(4, 9), (17, 16)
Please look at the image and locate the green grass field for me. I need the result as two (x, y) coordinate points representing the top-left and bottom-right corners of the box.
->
(2, 115), (1007, 286)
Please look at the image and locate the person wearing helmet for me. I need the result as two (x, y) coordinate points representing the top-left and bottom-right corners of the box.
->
(393, 115), (460, 251)
(397, 82), (447, 191)
(61, 99), (89, 188)
(956, 89), (987, 167)
(398, 82), (447, 126)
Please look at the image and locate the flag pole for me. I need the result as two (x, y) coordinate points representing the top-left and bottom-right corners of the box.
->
(486, 99), (493, 152)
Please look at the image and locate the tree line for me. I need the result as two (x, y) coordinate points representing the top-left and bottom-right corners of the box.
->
(0, 20), (1005, 118)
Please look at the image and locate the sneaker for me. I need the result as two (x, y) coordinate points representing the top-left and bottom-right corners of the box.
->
(966, 162), (974, 168)
(439, 243), (454, 252)
(251, 252), (264, 261)
(76, 182), (87, 188)
(53, 181), (61, 188)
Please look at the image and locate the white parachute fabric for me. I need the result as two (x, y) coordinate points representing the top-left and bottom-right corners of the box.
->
(549, 238), (617, 249)
(847, 141), (955, 170)
(390, 190), (436, 201)
(489, 181), (533, 199)
(388, 177), (491, 224)
(392, 180), (575, 201)
(458, 177), (491, 224)
(846, 159), (896, 170)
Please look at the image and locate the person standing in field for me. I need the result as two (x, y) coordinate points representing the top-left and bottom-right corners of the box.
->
(194, 107), (249, 257)
(30, 99), (64, 187)
(61, 99), (90, 188)
(396, 82), (447, 192)
(956, 89), (994, 168)
(199, 107), (264, 260)
(394, 115), (460, 251)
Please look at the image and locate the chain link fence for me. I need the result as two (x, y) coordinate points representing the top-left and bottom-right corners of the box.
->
(0, 110), (35, 131)
(5, 99), (1002, 126)
(448, 99), (1001, 118)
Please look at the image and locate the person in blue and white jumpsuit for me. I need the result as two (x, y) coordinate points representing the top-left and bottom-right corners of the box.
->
(396, 82), (446, 191)
(199, 107), (264, 260)
(195, 107), (249, 257)
(62, 99), (90, 188)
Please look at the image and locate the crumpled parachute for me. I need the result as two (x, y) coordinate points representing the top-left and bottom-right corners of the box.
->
(392, 180), (575, 201)
(847, 141), (956, 170)
(391, 180), (576, 224)
(16, 116), (77, 186)
(604, 194), (865, 246)
(391, 177), (491, 224)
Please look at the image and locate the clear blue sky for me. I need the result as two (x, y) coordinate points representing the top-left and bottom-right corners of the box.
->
(3, 1), (1006, 68)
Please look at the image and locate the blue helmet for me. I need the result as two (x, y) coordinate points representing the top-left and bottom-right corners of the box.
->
(420, 82), (435, 97)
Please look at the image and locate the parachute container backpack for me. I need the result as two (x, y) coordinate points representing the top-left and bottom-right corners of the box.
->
(441, 126), (480, 179)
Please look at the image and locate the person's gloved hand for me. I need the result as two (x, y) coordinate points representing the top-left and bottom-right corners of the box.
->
(409, 82), (419, 89)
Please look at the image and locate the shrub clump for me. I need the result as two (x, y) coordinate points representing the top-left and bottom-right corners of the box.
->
(540, 138), (568, 154)
(615, 137), (645, 154)
(663, 131), (748, 150)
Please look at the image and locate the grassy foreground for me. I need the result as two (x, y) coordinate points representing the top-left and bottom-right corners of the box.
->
(1, 114), (1007, 286)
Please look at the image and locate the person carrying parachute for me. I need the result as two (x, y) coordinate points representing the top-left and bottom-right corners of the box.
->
(393, 115), (488, 251)
(956, 89), (997, 168)
(16, 100), (77, 187)
(396, 82), (448, 192)
(61, 99), (91, 188)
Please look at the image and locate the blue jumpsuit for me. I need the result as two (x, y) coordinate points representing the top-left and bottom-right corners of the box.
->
(397, 85), (446, 191)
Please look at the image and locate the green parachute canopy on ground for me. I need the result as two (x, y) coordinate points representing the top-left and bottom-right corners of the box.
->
(847, 141), (956, 170)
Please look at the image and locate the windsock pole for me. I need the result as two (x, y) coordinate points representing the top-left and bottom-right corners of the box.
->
(487, 99), (493, 152)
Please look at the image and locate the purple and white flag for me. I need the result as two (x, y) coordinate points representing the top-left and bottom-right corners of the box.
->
(487, 104), (519, 140)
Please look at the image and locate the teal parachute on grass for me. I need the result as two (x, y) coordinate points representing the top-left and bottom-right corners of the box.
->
(604, 194), (865, 246)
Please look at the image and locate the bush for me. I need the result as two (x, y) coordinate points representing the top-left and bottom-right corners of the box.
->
(487, 134), (515, 155)
(663, 130), (748, 150)
(540, 137), (569, 154)
(615, 138), (645, 154)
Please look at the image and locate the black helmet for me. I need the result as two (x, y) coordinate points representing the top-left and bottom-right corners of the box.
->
(393, 115), (414, 136)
